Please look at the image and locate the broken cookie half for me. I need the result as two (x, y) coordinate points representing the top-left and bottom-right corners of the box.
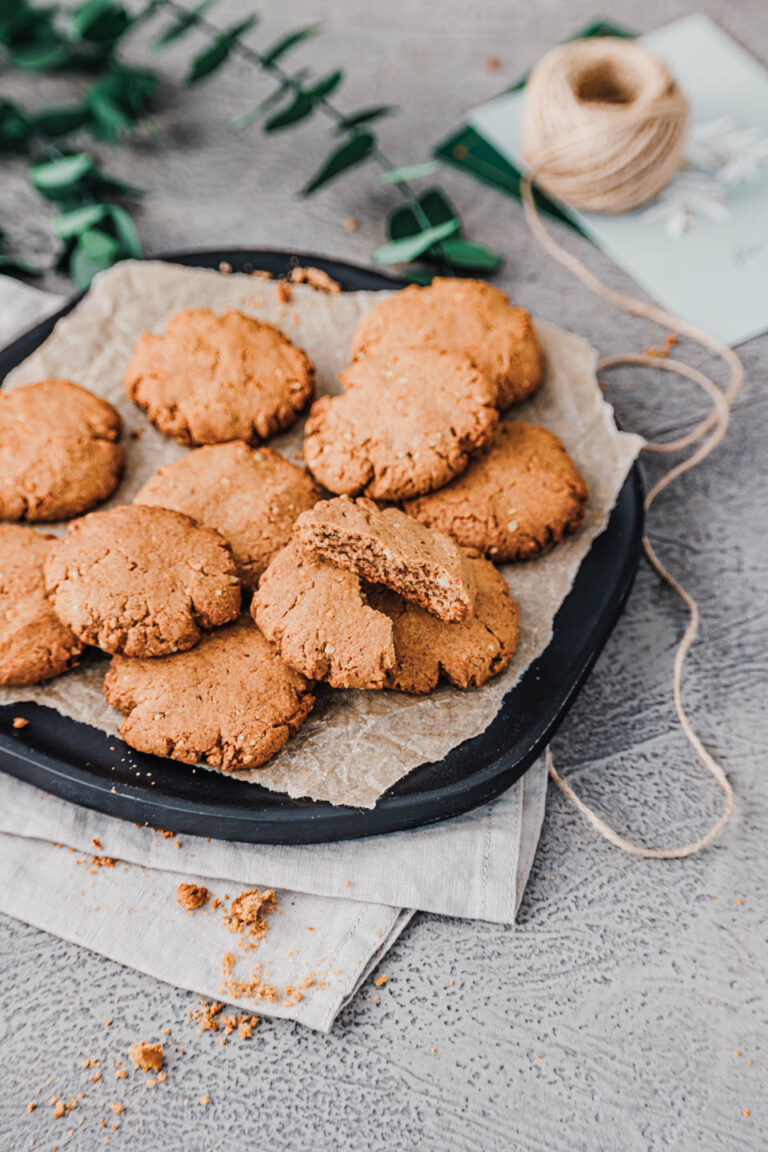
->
(253, 535), (518, 695)
(294, 496), (476, 623)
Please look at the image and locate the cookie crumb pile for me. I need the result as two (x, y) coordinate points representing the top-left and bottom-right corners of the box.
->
(0, 275), (588, 785)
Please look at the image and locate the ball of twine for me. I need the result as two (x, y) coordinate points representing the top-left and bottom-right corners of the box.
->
(521, 37), (689, 214)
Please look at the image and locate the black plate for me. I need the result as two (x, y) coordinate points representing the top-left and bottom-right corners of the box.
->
(0, 249), (644, 843)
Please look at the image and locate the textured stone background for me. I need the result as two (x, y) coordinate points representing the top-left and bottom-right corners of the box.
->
(1, 1), (767, 1149)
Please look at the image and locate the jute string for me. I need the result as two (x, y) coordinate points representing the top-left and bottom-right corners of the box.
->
(518, 38), (742, 857)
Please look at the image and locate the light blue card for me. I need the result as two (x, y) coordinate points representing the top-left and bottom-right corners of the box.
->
(467, 13), (768, 346)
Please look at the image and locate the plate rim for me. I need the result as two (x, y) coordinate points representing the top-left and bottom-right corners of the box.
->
(0, 248), (644, 842)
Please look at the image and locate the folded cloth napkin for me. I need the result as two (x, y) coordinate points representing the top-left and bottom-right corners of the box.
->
(0, 274), (548, 1032)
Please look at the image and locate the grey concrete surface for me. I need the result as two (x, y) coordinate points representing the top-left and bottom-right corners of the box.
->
(1, 1), (767, 1148)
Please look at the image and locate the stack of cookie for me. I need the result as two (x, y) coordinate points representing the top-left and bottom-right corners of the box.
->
(0, 277), (588, 779)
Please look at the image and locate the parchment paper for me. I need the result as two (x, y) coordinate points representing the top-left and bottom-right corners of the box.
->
(0, 261), (643, 807)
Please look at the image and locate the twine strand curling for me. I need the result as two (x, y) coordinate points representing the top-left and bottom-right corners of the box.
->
(517, 39), (742, 857)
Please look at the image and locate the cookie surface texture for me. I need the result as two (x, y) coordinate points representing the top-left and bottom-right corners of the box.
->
(124, 308), (315, 445)
(104, 615), (314, 771)
(44, 504), (241, 657)
(351, 278), (544, 408)
(134, 441), (320, 588)
(252, 540), (396, 689)
(0, 379), (123, 522)
(303, 348), (498, 501)
(368, 555), (519, 694)
(404, 422), (588, 562)
(295, 495), (476, 622)
(0, 524), (83, 685)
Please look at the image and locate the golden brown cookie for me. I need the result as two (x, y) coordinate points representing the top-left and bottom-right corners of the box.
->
(44, 505), (241, 658)
(252, 540), (396, 689)
(351, 278), (544, 408)
(404, 422), (588, 562)
(303, 348), (498, 501)
(0, 379), (123, 522)
(134, 441), (320, 589)
(103, 616), (314, 772)
(369, 556), (519, 694)
(123, 308), (315, 445)
(295, 496), (476, 623)
(0, 524), (83, 686)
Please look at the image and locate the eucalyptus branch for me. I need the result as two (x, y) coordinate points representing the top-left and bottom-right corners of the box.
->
(160, 0), (440, 242)
(0, 0), (502, 284)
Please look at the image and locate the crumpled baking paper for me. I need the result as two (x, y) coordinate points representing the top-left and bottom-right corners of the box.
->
(0, 261), (643, 807)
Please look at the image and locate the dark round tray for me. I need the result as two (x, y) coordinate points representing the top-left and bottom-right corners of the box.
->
(0, 249), (644, 843)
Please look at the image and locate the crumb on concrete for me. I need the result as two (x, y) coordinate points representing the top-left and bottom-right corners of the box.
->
(128, 1042), (163, 1074)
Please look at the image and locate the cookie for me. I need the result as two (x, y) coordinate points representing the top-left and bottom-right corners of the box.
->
(103, 616), (315, 772)
(134, 441), (320, 589)
(351, 278), (544, 408)
(0, 379), (123, 522)
(252, 540), (396, 690)
(44, 505), (241, 658)
(124, 308), (315, 445)
(295, 496), (476, 623)
(404, 422), (588, 562)
(368, 556), (519, 694)
(0, 524), (83, 686)
(303, 348), (498, 501)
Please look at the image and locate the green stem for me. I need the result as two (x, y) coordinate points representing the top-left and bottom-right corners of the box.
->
(163, 0), (450, 270)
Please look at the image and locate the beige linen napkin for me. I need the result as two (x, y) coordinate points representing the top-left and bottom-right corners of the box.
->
(0, 274), (549, 1031)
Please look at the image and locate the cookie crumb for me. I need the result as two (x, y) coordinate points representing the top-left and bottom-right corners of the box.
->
(343, 218), (358, 232)
(92, 837), (102, 850)
(12, 716), (29, 729)
(128, 1042), (163, 1073)
(224, 888), (277, 947)
(115, 1070), (127, 1080)
(373, 974), (388, 987)
(109, 1104), (123, 1116)
(199, 1095), (210, 1107)
(287, 266), (341, 294)
(176, 883), (211, 912)
(218, 261), (232, 274)
(27, 1101), (35, 1112)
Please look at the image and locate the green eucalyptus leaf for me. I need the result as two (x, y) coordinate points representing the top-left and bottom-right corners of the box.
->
(52, 203), (108, 240)
(335, 105), (394, 132)
(153, 0), (217, 49)
(70, 0), (131, 44)
(401, 267), (434, 285)
(230, 87), (286, 132)
(80, 226), (121, 262)
(387, 187), (458, 239)
(87, 90), (134, 139)
(307, 70), (343, 101)
(88, 170), (144, 197)
(185, 15), (257, 85)
(302, 130), (375, 196)
(107, 204), (142, 257)
(31, 106), (90, 137)
(432, 237), (503, 272)
(263, 89), (314, 132)
(93, 64), (158, 118)
(30, 152), (94, 195)
(0, 99), (30, 153)
(10, 41), (73, 71)
(70, 232), (120, 288)
(260, 25), (318, 67)
(0, 254), (43, 277)
(373, 218), (459, 266)
(377, 160), (441, 185)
